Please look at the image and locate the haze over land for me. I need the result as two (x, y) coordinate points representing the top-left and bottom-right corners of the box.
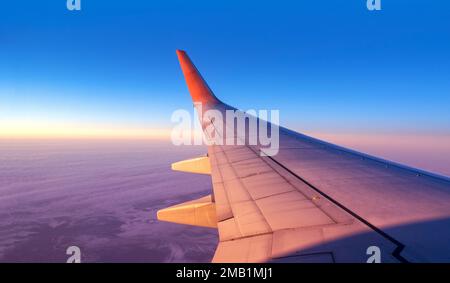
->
(0, 133), (448, 262)
(0, 139), (217, 262)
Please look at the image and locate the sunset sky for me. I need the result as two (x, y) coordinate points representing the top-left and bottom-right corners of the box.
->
(1, 1), (449, 174)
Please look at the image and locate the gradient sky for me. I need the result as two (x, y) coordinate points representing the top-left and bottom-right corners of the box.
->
(1, 0), (449, 137)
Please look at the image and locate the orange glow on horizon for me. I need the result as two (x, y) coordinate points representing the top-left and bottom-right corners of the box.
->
(1, 122), (449, 176)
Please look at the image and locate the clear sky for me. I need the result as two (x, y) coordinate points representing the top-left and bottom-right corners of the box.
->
(1, 0), (449, 137)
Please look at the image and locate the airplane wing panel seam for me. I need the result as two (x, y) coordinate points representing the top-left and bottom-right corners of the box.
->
(264, 153), (409, 263)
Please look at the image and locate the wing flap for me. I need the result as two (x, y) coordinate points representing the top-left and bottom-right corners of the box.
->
(213, 234), (273, 263)
(171, 156), (211, 175)
(157, 195), (217, 228)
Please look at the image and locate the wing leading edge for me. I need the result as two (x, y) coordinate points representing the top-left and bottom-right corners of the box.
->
(157, 50), (450, 263)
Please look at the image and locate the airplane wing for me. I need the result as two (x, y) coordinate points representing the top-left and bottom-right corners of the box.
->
(157, 50), (450, 263)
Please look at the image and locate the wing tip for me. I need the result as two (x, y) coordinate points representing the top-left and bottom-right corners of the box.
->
(175, 49), (220, 105)
(176, 49), (186, 56)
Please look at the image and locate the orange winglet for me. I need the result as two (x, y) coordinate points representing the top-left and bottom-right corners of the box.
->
(176, 50), (219, 105)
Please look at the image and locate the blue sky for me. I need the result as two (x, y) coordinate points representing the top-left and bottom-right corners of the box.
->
(1, 0), (449, 135)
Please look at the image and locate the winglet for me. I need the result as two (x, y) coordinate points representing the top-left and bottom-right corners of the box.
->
(176, 50), (219, 104)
